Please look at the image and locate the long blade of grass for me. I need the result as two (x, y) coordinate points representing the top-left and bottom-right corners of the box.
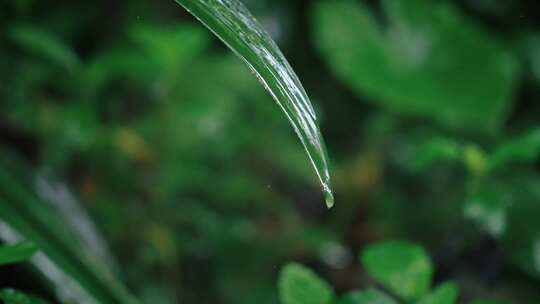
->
(174, 0), (334, 207)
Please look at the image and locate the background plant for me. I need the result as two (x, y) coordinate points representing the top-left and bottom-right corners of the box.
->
(1, 0), (540, 303)
(278, 240), (503, 304)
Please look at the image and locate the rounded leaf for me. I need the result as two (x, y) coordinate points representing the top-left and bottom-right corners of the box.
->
(361, 240), (433, 300)
(278, 263), (334, 304)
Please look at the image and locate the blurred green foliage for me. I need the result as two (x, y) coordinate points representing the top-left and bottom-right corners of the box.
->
(1, 0), (540, 303)
(279, 241), (490, 304)
(279, 241), (502, 304)
(312, 0), (520, 133)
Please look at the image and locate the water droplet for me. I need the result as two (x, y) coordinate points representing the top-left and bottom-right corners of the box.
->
(323, 184), (334, 209)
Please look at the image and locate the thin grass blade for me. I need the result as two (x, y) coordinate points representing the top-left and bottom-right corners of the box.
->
(174, 0), (334, 207)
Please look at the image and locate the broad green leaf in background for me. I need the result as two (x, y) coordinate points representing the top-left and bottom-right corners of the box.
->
(130, 23), (210, 72)
(312, 0), (520, 132)
(489, 128), (540, 171)
(0, 289), (48, 304)
(7, 24), (80, 72)
(416, 282), (458, 304)
(174, 0), (334, 207)
(278, 262), (335, 304)
(338, 289), (397, 304)
(0, 151), (139, 304)
(0, 241), (37, 266)
(361, 240), (433, 301)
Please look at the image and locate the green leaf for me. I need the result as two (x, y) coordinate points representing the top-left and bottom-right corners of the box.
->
(338, 289), (397, 304)
(0, 241), (37, 266)
(413, 137), (463, 171)
(416, 282), (459, 304)
(130, 23), (210, 71)
(7, 24), (80, 72)
(174, 0), (334, 207)
(361, 240), (433, 301)
(0, 289), (48, 304)
(489, 128), (540, 171)
(278, 262), (334, 304)
(84, 24), (209, 99)
(312, 0), (519, 132)
(0, 150), (139, 304)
